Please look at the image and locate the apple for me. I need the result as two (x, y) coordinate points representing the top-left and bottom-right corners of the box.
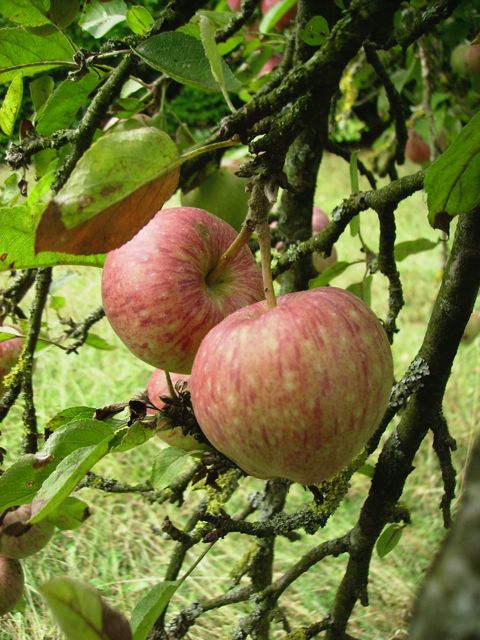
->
(228, 0), (242, 9)
(451, 43), (480, 79)
(0, 504), (55, 559)
(259, 54), (282, 76)
(102, 207), (264, 374)
(0, 329), (23, 394)
(405, 129), (430, 165)
(181, 169), (249, 231)
(190, 287), (393, 485)
(147, 369), (208, 451)
(0, 556), (24, 616)
(261, 0), (296, 30)
(311, 207), (338, 273)
(461, 311), (480, 344)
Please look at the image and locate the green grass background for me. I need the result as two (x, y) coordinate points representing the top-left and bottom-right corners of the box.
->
(0, 154), (479, 639)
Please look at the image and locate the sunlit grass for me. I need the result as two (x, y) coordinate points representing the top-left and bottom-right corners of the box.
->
(0, 154), (479, 640)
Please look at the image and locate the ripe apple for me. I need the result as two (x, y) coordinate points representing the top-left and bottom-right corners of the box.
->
(227, 0), (242, 9)
(0, 504), (55, 559)
(405, 129), (431, 165)
(261, 0), (296, 30)
(181, 169), (249, 231)
(190, 287), (393, 485)
(461, 311), (480, 344)
(0, 556), (24, 616)
(147, 369), (208, 451)
(102, 207), (264, 374)
(311, 207), (338, 273)
(451, 43), (480, 79)
(259, 54), (282, 76)
(0, 329), (23, 394)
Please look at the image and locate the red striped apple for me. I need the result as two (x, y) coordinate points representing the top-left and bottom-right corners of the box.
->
(147, 369), (208, 451)
(312, 207), (338, 272)
(0, 329), (23, 394)
(0, 556), (24, 616)
(190, 288), (393, 485)
(102, 207), (264, 374)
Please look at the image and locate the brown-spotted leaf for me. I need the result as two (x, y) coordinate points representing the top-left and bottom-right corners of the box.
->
(35, 127), (180, 256)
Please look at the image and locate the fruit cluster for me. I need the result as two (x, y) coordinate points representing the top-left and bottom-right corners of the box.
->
(102, 201), (393, 486)
(0, 504), (55, 615)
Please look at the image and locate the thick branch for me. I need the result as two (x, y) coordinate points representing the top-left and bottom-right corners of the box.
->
(326, 206), (480, 639)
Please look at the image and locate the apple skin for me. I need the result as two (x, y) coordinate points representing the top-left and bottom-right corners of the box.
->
(311, 207), (338, 272)
(461, 311), (480, 344)
(147, 370), (208, 451)
(259, 54), (282, 76)
(0, 556), (24, 616)
(228, 0), (242, 9)
(0, 504), (55, 560)
(181, 169), (249, 231)
(261, 0), (296, 29)
(0, 330), (23, 394)
(405, 129), (431, 165)
(190, 287), (393, 485)
(451, 43), (480, 78)
(102, 207), (264, 374)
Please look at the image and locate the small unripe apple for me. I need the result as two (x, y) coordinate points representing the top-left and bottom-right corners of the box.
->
(405, 129), (431, 165)
(261, 0), (296, 29)
(311, 207), (338, 272)
(0, 504), (55, 559)
(190, 287), (393, 485)
(102, 207), (264, 374)
(147, 370), (207, 451)
(451, 43), (480, 79)
(0, 329), (23, 394)
(181, 169), (249, 231)
(461, 311), (480, 344)
(0, 556), (24, 616)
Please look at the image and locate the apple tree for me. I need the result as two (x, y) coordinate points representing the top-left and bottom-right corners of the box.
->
(0, 1), (479, 639)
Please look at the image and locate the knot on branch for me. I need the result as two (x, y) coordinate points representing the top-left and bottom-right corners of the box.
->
(389, 357), (430, 409)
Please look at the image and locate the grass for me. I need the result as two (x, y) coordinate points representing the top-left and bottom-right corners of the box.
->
(0, 153), (479, 640)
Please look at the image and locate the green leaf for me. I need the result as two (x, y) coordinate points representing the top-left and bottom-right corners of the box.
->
(376, 523), (404, 558)
(0, 0), (51, 27)
(36, 70), (102, 136)
(85, 333), (116, 351)
(0, 419), (114, 512)
(425, 111), (480, 230)
(150, 447), (197, 491)
(308, 261), (353, 288)
(111, 422), (157, 453)
(130, 582), (179, 640)
(30, 437), (112, 523)
(299, 15), (329, 46)
(347, 276), (372, 306)
(47, 497), (90, 530)
(30, 75), (54, 112)
(357, 463), (375, 478)
(259, 0), (297, 33)
(0, 27), (74, 84)
(46, 406), (97, 432)
(0, 204), (105, 272)
(49, 294), (66, 310)
(136, 32), (240, 93)
(79, 0), (127, 38)
(126, 5), (154, 35)
(199, 15), (236, 112)
(0, 325), (22, 342)
(40, 577), (132, 640)
(0, 73), (23, 136)
(394, 238), (439, 262)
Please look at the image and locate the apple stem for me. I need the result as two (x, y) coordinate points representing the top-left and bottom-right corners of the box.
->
(257, 222), (277, 308)
(206, 223), (255, 286)
(164, 371), (178, 399)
